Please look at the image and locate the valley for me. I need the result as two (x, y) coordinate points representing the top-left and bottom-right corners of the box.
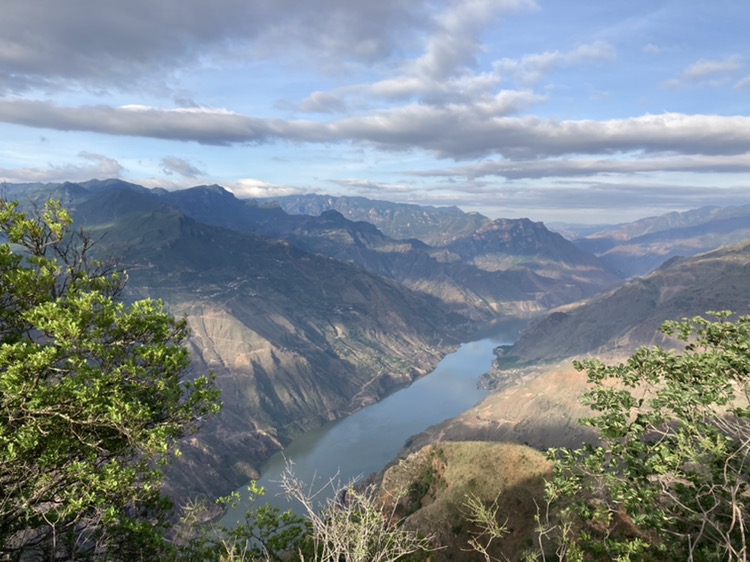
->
(4, 179), (750, 555)
(5, 4), (749, 558)
(220, 330), (517, 526)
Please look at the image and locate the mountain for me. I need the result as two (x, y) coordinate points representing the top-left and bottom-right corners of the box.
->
(248, 191), (622, 317)
(440, 217), (617, 292)
(573, 204), (750, 277)
(3, 181), (467, 498)
(397, 237), (750, 493)
(0, 179), (623, 498)
(264, 193), (489, 246)
(497, 238), (750, 367)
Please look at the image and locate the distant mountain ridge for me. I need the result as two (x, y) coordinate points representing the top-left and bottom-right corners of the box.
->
(2, 180), (466, 498)
(264, 193), (488, 246)
(573, 204), (750, 277)
(257, 192), (621, 316)
(163, 186), (619, 321)
(496, 238), (750, 367)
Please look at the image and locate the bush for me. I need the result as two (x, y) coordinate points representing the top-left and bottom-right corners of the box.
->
(547, 312), (750, 560)
(0, 198), (221, 560)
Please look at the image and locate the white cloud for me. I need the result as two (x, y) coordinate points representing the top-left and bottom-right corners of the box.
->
(330, 110), (750, 160)
(292, 0), (539, 112)
(0, 100), (274, 145)
(684, 55), (744, 79)
(0, 0), (433, 94)
(664, 54), (745, 88)
(290, 0), (537, 113)
(0, 151), (123, 183)
(2, 99), (749, 162)
(297, 92), (349, 114)
(411, 0), (538, 81)
(160, 156), (205, 178)
(331, 178), (418, 194)
(226, 178), (304, 199)
(493, 40), (616, 86)
(413, 153), (750, 180)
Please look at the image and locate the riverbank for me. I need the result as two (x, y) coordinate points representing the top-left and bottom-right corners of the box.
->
(220, 329), (518, 526)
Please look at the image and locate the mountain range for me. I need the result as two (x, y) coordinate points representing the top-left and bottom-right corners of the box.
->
(401, 224), (750, 465)
(166, 187), (620, 319)
(4, 180), (464, 496)
(572, 204), (750, 277)
(5, 179), (750, 502)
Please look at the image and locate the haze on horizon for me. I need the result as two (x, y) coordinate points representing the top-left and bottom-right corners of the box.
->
(1, 0), (749, 224)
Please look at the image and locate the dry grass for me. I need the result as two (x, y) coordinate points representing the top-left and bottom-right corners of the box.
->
(380, 442), (552, 561)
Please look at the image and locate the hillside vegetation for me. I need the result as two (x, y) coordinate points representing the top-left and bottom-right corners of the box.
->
(3, 182), (467, 499)
(380, 442), (551, 561)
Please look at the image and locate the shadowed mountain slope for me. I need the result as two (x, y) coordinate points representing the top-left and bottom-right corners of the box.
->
(3, 181), (467, 498)
(397, 239), (750, 505)
(264, 193), (488, 246)
(208, 190), (621, 318)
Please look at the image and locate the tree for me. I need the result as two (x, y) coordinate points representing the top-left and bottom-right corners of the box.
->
(0, 198), (221, 560)
(171, 481), (311, 562)
(547, 312), (750, 561)
(171, 465), (437, 562)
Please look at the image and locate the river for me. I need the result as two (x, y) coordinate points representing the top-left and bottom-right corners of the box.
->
(221, 325), (520, 527)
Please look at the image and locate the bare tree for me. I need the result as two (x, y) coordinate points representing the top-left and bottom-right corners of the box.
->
(279, 462), (438, 562)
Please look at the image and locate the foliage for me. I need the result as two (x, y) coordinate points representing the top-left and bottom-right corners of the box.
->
(0, 198), (221, 560)
(280, 462), (437, 562)
(462, 493), (509, 562)
(172, 481), (311, 562)
(173, 467), (438, 562)
(547, 312), (750, 561)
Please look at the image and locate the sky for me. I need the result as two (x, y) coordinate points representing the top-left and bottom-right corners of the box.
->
(1, 0), (749, 224)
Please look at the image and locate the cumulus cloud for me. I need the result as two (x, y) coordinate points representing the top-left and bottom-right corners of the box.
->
(331, 178), (418, 194)
(684, 55), (744, 79)
(330, 110), (750, 160)
(413, 153), (750, 180)
(0, 0), (431, 94)
(2, 99), (750, 161)
(226, 178), (304, 199)
(0, 151), (123, 183)
(160, 156), (205, 178)
(389, 181), (750, 224)
(294, 37), (614, 113)
(410, 0), (538, 81)
(493, 40), (616, 86)
(292, 0), (539, 111)
(296, 92), (350, 114)
(0, 100), (276, 145)
(482, 183), (750, 218)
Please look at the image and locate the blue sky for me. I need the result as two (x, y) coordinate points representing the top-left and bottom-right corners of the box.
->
(1, 0), (749, 224)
